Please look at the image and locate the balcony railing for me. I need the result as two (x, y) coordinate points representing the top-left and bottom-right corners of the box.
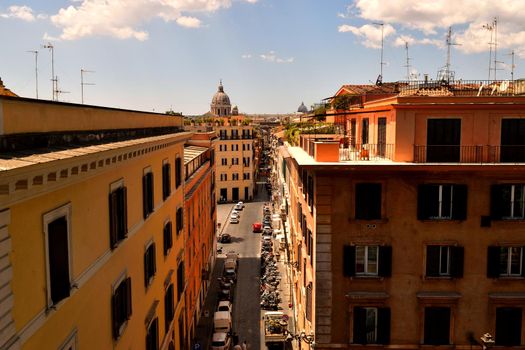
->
(414, 145), (525, 163)
(219, 135), (254, 140)
(339, 144), (394, 161)
(398, 79), (524, 97)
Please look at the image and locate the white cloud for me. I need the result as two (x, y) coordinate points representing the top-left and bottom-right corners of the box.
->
(241, 54), (252, 59)
(338, 23), (395, 49)
(48, 0), (257, 41)
(1, 5), (35, 21)
(259, 51), (294, 63)
(176, 16), (201, 28)
(341, 0), (525, 56)
(393, 34), (444, 49)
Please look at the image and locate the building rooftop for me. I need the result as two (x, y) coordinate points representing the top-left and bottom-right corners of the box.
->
(184, 145), (209, 165)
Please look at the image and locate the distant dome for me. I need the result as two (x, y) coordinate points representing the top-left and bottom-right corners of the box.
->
(297, 102), (308, 113)
(210, 81), (232, 116)
(232, 105), (239, 115)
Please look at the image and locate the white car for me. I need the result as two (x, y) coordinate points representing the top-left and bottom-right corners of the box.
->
(211, 332), (231, 350)
(217, 300), (233, 314)
(234, 201), (244, 210)
(229, 217), (239, 224)
(230, 211), (240, 219)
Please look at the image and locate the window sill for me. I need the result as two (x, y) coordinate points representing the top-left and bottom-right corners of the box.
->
(424, 276), (454, 280)
(352, 275), (382, 280)
(418, 219), (464, 223)
(494, 276), (525, 280)
(354, 218), (389, 223)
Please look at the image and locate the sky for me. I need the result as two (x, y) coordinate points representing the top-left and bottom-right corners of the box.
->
(1, 0), (525, 114)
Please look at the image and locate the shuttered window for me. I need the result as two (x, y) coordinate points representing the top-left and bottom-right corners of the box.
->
(487, 246), (525, 278)
(112, 277), (132, 339)
(353, 307), (390, 344)
(176, 208), (183, 235)
(424, 307), (450, 345)
(491, 184), (525, 220)
(162, 163), (171, 200)
(496, 307), (522, 346)
(177, 262), (185, 301)
(109, 186), (128, 249)
(417, 184), (467, 220)
(306, 283), (312, 322)
(355, 183), (382, 220)
(163, 222), (173, 256)
(143, 172), (154, 219)
(144, 243), (157, 287)
(164, 284), (175, 332)
(146, 317), (159, 350)
(426, 246), (464, 278)
(343, 245), (392, 278)
(175, 157), (182, 189)
(47, 216), (71, 305)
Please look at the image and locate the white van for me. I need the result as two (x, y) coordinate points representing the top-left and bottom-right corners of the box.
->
(214, 311), (232, 333)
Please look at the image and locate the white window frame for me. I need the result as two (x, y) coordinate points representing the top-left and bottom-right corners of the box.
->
(500, 246), (523, 276)
(509, 184), (525, 219)
(432, 185), (453, 219)
(43, 203), (73, 309)
(438, 246), (451, 276)
(355, 246), (379, 276)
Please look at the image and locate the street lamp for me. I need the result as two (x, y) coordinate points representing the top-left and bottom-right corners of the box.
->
(480, 333), (495, 349)
(288, 331), (315, 347)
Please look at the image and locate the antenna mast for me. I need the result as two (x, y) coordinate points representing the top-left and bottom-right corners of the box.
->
(403, 41), (411, 80)
(508, 50), (515, 81)
(42, 43), (57, 101)
(437, 27), (459, 82)
(27, 50), (39, 99)
(55, 77), (69, 102)
(372, 22), (385, 84)
(80, 68), (95, 104)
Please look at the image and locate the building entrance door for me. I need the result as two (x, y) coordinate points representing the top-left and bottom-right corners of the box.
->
(377, 117), (386, 157)
(220, 188), (227, 202)
(244, 187), (249, 201)
(232, 188), (239, 201)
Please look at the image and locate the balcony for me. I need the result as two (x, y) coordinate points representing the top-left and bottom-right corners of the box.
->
(413, 145), (525, 163)
(339, 144), (394, 162)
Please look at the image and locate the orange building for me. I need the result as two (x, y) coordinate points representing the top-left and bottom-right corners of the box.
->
(278, 81), (525, 350)
(183, 133), (217, 346)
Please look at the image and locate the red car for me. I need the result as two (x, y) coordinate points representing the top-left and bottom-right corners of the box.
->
(252, 222), (262, 233)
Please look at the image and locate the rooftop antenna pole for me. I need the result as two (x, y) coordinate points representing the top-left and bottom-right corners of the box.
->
(42, 42), (56, 101)
(493, 17), (500, 81)
(372, 22), (385, 83)
(26, 50), (38, 99)
(508, 50), (515, 81)
(404, 41), (411, 80)
(483, 20), (495, 80)
(80, 68), (95, 104)
(55, 76), (70, 102)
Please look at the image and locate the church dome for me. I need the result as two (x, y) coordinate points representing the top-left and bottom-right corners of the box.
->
(210, 81), (232, 116)
(297, 102), (308, 113)
(232, 105), (239, 115)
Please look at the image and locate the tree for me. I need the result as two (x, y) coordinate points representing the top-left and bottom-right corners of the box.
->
(332, 94), (352, 110)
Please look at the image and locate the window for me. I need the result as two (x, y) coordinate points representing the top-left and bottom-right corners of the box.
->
(146, 317), (159, 350)
(500, 119), (525, 162)
(221, 158), (227, 166)
(426, 119), (461, 162)
(355, 183), (382, 220)
(162, 162), (171, 200)
(144, 243), (156, 287)
(418, 184), (467, 220)
(243, 173), (250, 180)
(496, 307), (522, 346)
(307, 175), (313, 209)
(426, 246), (464, 278)
(487, 246), (525, 278)
(306, 283), (312, 322)
(176, 208), (183, 235)
(175, 157), (182, 189)
(220, 174), (227, 181)
(232, 173), (239, 180)
(491, 184), (525, 220)
(350, 119), (357, 147)
(343, 245), (392, 277)
(361, 118), (369, 144)
(232, 144), (238, 151)
(59, 330), (77, 350)
(177, 261), (185, 300)
(243, 157), (250, 166)
(247, 144), (250, 150)
(143, 171), (154, 219)
(424, 307), (450, 345)
(306, 229), (313, 257)
(165, 284), (175, 332)
(353, 307), (390, 344)
(112, 276), (132, 339)
(232, 158), (239, 165)
(163, 222), (173, 256)
(44, 205), (71, 307)
(109, 185), (128, 248)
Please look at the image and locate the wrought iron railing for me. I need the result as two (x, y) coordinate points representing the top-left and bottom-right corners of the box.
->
(339, 144), (394, 161)
(398, 79), (523, 97)
(414, 145), (525, 163)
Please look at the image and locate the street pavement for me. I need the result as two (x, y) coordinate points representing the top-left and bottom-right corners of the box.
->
(194, 180), (295, 350)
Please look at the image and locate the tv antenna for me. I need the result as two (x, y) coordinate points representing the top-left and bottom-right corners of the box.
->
(80, 68), (95, 104)
(437, 27), (460, 82)
(483, 18), (503, 81)
(26, 50), (38, 99)
(507, 50), (515, 81)
(403, 41), (412, 80)
(42, 42), (57, 101)
(372, 22), (385, 85)
(55, 76), (69, 102)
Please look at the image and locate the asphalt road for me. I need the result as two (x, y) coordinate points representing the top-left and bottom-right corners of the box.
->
(218, 183), (271, 349)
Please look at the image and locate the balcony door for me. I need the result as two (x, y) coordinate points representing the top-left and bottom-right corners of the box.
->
(501, 119), (525, 162)
(427, 119), (461, 162)
(377, 117), (386, 157)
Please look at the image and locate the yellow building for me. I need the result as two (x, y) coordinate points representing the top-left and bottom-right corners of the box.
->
(0, 96), (191, 350)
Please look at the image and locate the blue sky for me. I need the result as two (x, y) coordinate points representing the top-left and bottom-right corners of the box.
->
(1, 0), (524, 114)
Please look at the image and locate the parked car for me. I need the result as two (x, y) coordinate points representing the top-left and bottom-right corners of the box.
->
(229, 217), (239, 224)
(218, 233), (232, 243)
(230, 211), (240, 219)
(214, 311), (232, 333)
(217, 300), (233, 314)
(211, 332), (231, 350)
(253, 222), (262, 233)
(263, 226), (273, 236)
(218, 287), (233, 301)
(234, 201), (244, 210)
(223, 268), (237, 283)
